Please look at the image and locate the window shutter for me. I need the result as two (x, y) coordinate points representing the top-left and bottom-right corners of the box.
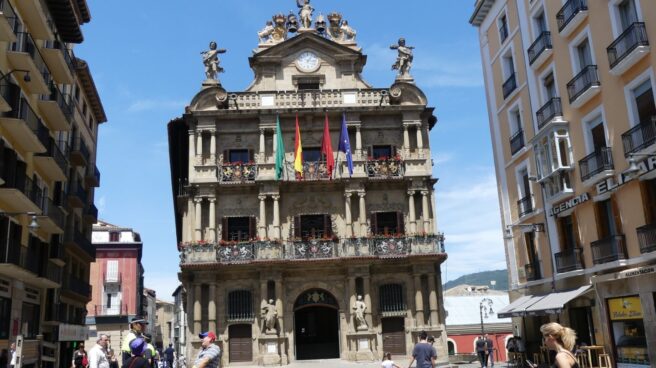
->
(324, 215), (332, 238)
(106, 260), (119, 282)
(294, 216), (301, 239)
(593, 202), (605, 239)
(370, 213), (377, 235)
(221, 217), (228, 241)
(249, 216), (257, 239)
(223, 150), (229, 163)
(397, 212), (405, 235)
(611, 196), (623, 235)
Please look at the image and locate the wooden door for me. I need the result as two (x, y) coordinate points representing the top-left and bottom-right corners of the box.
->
(229, 324), (252, 362)
(382, 317), (406, 355)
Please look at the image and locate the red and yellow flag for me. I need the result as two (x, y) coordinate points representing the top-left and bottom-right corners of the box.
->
(294, 114), (303, 176)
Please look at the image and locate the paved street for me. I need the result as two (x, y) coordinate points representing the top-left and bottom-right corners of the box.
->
(229, 358), (511, 368)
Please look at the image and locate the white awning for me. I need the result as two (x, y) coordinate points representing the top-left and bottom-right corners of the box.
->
(524, 285), (592, 315)
(497, 295), (543, 318)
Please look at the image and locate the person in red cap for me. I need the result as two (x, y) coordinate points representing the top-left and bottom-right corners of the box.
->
(192, 332), (221, 368)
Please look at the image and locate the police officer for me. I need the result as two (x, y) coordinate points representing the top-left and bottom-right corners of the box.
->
(121, 316), (149, 364)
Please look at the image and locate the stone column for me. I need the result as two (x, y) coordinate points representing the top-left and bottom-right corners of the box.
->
(363, 275), (372, 329)
(358, 192), (367, 236)
(196, 131), (203, 156)
(258, 195), (267, 238)
(427, 273), (438, 327)
(403, 126), (409, 152)
(208, 198), (216, 242)
(413, 274), (424, 327)
(188, 130), (196, 180)
(259, 128), (266, 159)
(430, 189), (438, 233)
(347, 276), (356, 332)
(194, 283), (202, 333)
(208, 283), (216, 332)
(217, 286), (226, 334)
(344, 192), (352, 237)
(194, 198), (203, 240)
(355, 126), (362, 156)
(186, 282), (194, 332)
(273, 130), (277, 153)
(210, 129), (216, 158)
(416, 124), (424, 150)
(272, 195), (281, 239)
(407, 191), (416, 234)
(421, 190), (430, 234)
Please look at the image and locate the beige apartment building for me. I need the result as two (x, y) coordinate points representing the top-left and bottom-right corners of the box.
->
(471, 0), (655, 366)
(168, 3), (447, 366)
(0, 0), (106, 367)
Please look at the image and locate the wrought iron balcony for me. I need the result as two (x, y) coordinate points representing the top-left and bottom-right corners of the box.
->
(621, 117), (656, 156)
(517, 194), (533, 218)
(579, 147), (613, 182)
(556, 0), (588, 33)
(510, 129), (525, 155)
(636, 224), (656, 254)
(94, 303), (128, 316)
(291, 239), (338, 259)
(297, 161), (331, 181)
(67, 182), (88, 208)
(104, 271), (121, 284)
(555, 247), (584, 273)
(8, 32), (50, 94)
(64, 230), (95, 258)
(502, 72), (517, 99)
(85, 165), (100, 187)
(524, 262), (541, 281)
(528, 31), (552, 66)
(0, 93), (50, 152)
(591, 234), (627, 265)
(84, 204), (98, 223)
(43, 304), (66, 323)
(220, 162), (257, 182)
(49, 236), (65, 263)
(63, 275), (91, 298)
(607, 22), (649, 71)
(34, 137), (68, 181)
(43, 197), (65, 231)
(536, 97), (563, 131)
(41, 39), (75, 84)
(365, 157), (404, 178)
(38, 82), (73, 131)
(69, 135), (90, 166)
(0, 0), (18, 43)
(0, 227), (21, 266)
(566, 65), (600, 105)
(0, 174), (42, 212)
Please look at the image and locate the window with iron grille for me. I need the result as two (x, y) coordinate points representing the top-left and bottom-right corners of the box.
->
(222, 216), (256, 241)
(227, 290), (254, 321)
(293, 214), (332, 240)
(370, 212), (405, 235)
(379, 284), (405, 315)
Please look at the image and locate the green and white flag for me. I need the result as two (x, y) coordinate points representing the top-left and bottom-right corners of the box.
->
(275, 115), (286, 180)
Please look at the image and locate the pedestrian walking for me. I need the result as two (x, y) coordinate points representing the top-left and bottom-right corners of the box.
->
(475, 335), (487, 368)
(88, 334), (110, 368)
(8, 343), (16, 368)
(121, 316), (149, 365)
(536, 322), (579, 368)
(125, 338), (151, 368)
(407, 331), (436, 368)
(484, 334), (494, 367)
(164, 344), (175, 368)
(193, 332), (221, 368)
(381, 352), (401, 368)
(73, 343), (88, 368)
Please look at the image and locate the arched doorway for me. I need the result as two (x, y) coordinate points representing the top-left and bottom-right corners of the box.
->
(294, 289), (340, 360)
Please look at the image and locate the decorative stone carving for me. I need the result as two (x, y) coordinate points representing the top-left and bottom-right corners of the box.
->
(390, 38), (414, 79)
(258, 21), (275, 44)
(201, 41), (226, 82)
(352, 295), (368, 330)
(271, 14), (288, 43)
(340, 20), (356, 41)
(262, 299), (278, 334)
(296, 0), (314, 29)
(326, 12), (343, 41)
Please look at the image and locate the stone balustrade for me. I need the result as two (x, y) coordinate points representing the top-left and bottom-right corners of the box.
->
(228, 89), (390, 110)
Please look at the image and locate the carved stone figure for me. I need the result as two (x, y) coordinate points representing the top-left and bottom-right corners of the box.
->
(201, 41), (226, 81)
(258, 21), (275, 43)
(390, 38), (415, 78)
(326, 12), (343, 41)
(262, 299), (278, 334)
(296, 0), (314, 29)
(271, 14), (288, 43)
(340, 20), (356, 41)
(352, 295), (368, 330)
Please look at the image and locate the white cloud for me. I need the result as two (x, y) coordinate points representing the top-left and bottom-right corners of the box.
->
(127, 99), (187, 113)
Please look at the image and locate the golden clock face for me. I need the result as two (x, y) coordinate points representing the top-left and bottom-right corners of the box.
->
(296, 51), (319, 72)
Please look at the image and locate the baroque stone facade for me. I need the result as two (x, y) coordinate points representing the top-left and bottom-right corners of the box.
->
(168, 4), (447, 365)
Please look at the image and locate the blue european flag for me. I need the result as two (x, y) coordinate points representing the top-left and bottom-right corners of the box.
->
(338, 112), (353, 176)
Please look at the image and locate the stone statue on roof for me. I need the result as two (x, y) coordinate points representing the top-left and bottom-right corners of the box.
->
(258, 20), (275, 44)
(201, 41), (226, 82)
(296, 0), (314, 29)
(390, 37), (414, 78)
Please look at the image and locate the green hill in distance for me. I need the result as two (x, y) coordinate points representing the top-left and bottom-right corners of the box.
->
(443, 269), (508, 291)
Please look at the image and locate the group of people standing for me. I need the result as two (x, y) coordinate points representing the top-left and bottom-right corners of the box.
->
(475, 334), (495, 367)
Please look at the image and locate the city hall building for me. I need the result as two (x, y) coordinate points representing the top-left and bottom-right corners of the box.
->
(168, 3), (447, 366)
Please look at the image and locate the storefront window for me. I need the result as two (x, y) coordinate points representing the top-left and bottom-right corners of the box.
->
(607, 296), (650, 367)
(0, 296), (10, 339)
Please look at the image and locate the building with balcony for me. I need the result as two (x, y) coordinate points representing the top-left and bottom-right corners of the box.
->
(471, 0), (656, 366)
(172, 285), (187, 362)
(168, 5), (447, 367)
(85, 221), (144, 354)
(0, 0), (106, 367)
(155, 299), (174, 349)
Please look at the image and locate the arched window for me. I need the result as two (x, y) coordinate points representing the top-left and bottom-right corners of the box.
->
(447, 339), (456, 355)
(227, 290), (253, 321)
(379, 284), (405, 315)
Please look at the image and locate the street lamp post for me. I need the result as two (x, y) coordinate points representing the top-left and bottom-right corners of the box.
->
(479, 297), (494, 336)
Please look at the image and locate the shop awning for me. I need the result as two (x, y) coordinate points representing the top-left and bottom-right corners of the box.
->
(524, 285), (592, 315)
(497, 295), (543, 318)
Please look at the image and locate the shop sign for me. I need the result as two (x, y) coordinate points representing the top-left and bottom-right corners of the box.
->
(549, 192), (589, 216)
(597, 156), (656, 196)
(608, 296), (643, 320)
(58, 324), (89, 341)
(617, 265), (655, 279)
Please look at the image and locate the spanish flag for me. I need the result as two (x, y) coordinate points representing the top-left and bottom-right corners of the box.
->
(294, 114), (303, 176)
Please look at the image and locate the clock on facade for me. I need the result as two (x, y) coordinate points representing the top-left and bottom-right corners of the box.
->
(296, 51), (320, 72)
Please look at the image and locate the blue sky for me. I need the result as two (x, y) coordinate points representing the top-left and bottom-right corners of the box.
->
(79, 0), (505, 301)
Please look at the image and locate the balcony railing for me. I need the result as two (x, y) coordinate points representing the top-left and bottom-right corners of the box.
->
(39, 81), (73, 121)
(621, 117), (656, 156)
(365, 157), (404, 178)
(591, 234), (627, 265)
(528, 31), (552, 65)
(579, 147), (614, 182)
(44, 197), (65, 229)
(104, 271), (121, 283)
(49, 236), (65, 261)
(536, 97), (563, 130)
(555, 247), (584, 273)
(636, 224), (656, 254)
(180, 235), (445, 265)
(567, 65), (600, 103)
(2, 95), (50, 149)
(64, 275), (91, 298)
(220, 162), (257, 182)
(68, 182), (88, 207)
(10, 32), (51, 84)
(510, 129), (525, 155)
(65, 230), (95, 258)
(70, 135), (90, 166)
(517, 194), (533, 218)
(85, 165), (100, 187)
(0, 225), (21, 265)
(223, 89), (391, 110)
(556, 0), (588, 32)
(502, 72), (517, 99)
(43, 39), (76, 76)
(607, 22), (649, 70)
(297, 161), (331, 181)
(525, 262), (541, 281)
(85, 204), (98, 222)
(36, 137), (68, 175)
(94, 304), (128, 316)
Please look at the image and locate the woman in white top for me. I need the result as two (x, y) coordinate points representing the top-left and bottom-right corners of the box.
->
(381, 352), (401, 368)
